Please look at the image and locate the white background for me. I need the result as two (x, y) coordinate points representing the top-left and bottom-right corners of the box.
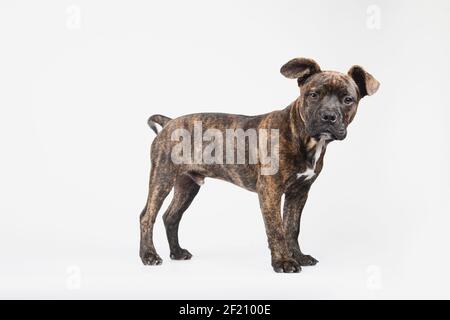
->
(0, 0), (449, 299)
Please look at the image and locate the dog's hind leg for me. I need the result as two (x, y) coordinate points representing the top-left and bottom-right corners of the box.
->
(163, 174), (201, 260)
(140, 163), (175, 266)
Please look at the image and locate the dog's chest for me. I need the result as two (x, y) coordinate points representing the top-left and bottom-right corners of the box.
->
(295, 138), (326, 182)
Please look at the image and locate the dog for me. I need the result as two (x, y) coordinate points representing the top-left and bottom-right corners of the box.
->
(140, 57), (379, 273)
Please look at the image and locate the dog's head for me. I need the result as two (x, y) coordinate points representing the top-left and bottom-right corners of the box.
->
(281, 58), (379, 141)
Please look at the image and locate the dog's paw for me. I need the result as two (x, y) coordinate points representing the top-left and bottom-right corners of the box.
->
(293, 253), (319, 266)
(170, 248), (193, 260)
(272, 258), (301, 273)
(141, 252), (163, 266)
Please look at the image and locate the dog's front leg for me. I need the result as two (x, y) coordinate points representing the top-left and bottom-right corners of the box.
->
(283, 186), (318, 266)
(257, 188), (301, 273)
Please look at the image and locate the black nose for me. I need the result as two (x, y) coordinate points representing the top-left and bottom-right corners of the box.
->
(320, 110), (337, 124)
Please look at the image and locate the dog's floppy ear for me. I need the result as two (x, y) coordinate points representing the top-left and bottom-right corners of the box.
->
(348, 65), (380, 98)
(280, 58), (321, 85)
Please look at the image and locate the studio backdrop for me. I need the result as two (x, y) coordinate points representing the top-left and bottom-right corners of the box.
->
(0, 0), (449, 299)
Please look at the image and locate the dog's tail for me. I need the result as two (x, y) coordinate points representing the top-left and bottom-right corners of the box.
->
(147, 114), (172, 134)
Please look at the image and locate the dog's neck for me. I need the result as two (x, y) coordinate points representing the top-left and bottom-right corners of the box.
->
(288, 98), (319, 153)
(288, 98), (328, 181)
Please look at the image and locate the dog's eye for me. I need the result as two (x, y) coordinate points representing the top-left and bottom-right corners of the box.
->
(308, 92), (319, 99)
(343, 96), (354, 105)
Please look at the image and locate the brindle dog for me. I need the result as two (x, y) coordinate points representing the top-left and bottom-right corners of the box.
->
(140, 58), (379, 273)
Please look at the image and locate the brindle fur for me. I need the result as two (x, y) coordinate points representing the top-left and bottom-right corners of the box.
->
(139, 57), (379, 273)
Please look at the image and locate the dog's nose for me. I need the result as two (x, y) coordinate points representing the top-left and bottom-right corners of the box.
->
(320, 110), (337, 124)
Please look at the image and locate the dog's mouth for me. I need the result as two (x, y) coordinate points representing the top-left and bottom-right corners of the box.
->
(317, 131), (335, 141)
(306, 121), (347, 141)
(312, 128), (346, 141)
(312, 130), (337, 142)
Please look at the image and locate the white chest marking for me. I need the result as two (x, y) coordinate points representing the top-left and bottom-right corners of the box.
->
(296, 136), (327, 181)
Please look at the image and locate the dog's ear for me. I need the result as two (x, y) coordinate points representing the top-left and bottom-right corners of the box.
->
(280, 58), (321, 85)
(348, 65), (380, 98)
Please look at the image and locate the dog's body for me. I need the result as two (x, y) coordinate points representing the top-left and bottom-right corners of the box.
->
(140, 58), (379, 272)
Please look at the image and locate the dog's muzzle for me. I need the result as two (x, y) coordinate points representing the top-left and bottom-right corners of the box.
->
(308, 121), (347, 141)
